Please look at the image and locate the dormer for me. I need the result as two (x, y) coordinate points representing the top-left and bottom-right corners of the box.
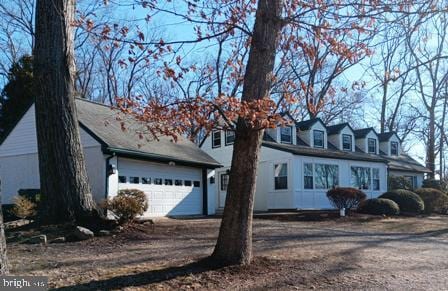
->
(265, 112), (297, 144)
(354, 128), (379, 154)
(296, 118), (327, 149)
(327, 123), (356, 152)
(378, 132), (401, 156)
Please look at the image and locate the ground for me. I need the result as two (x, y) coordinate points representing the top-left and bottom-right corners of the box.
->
(6, 214), (448, 290)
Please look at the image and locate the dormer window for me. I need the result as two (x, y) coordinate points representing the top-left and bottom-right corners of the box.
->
(391, 141), (398, 155)
(368, 138), (376, 154)
(313, 130), (324, 148)
(212, 131), (221, 148)
(225, 130), (235, 145)
(342, 134), (352, 151)
(280, 126), (292, 144)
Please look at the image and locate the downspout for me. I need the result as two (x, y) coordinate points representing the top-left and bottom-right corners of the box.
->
(105, 153), (116, 200)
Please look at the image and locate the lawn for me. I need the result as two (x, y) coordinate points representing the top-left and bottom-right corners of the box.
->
(6, 214), (448, 290)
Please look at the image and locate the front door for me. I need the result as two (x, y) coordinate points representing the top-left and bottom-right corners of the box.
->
(218, 172), (229, 208)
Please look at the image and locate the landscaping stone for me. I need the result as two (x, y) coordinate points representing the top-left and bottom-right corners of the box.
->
(27, 235), (47, 245)
(72, 226), (94, 241)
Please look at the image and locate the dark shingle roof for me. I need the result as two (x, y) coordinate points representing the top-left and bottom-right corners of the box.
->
(295, 118), (324, 130)
(76, 99), (221, 168)
(382, 154), (430, 173)
(378, 132), (399, 142)
(262, 141), (387, 163)
(327, 123), (354, 135)
(353, 127), (377, 138)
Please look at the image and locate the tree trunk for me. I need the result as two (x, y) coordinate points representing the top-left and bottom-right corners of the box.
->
(34, 0), (102, 224)
(427, 107), (436, 179)
(0, 194), (8, 274)
(211, 0), (283, 266)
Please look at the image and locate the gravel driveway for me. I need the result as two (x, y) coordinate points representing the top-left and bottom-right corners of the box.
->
(7, 215), (448, 290)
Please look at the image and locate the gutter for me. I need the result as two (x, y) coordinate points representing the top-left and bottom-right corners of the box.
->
(103, 147), (222, 169)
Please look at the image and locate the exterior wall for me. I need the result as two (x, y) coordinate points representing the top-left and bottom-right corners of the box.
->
(294, 157), (387, 209)
(0, 105), (106, 204)
(389, 170), (424, 188)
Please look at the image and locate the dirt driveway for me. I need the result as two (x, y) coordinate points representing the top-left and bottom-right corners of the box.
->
(7, 215), (448, 290)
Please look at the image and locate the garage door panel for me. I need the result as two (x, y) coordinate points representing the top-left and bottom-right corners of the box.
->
(117, 158), (203, 217)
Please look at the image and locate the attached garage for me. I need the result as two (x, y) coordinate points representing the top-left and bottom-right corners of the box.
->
(117, 158), (203, 216)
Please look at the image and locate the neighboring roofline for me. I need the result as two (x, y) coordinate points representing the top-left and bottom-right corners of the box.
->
(104, 146), (223, 169)
(262, 141), (388, 163)
(0, 102), (34, 146)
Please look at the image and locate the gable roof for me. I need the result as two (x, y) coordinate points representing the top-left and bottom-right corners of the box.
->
(378, 132), (400, 142)
(295, 118), (325, 131)
(76, 99), (221, 168)
(382, 153), (431, 173)
(327, 123), (354, 135)
(353, 127), (377, 138)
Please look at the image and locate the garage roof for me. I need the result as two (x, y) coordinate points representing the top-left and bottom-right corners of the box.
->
(381, 154), (431, 173)
(76, 99), (221, 168)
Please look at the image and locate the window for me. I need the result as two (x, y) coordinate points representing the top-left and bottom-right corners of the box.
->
(142, 177), (151, 184)
(391, 141), (398, 155)
(184, 180), (192, 186)
(313, 130), (324, 148)
(154, 178), (162, 185)
(372, 168), (380, 191)
(314, 164), (339, 189)
(280, 127), (292, 144)
(118, 176), (127, 183)
(175, 179), (183, 186)
(129, 177), (139, 184)
(220, 174), (229, 191)
(351, 167), (371, 190)
(368, 138), (376, 153)
(193, 181), (201, 187)
(404, 176), (417, 189)
(304, 163), (314, 189)
(212, 131), (221, 148)
(342, 134), (352, 151)
(225, 131), (235, 145)
(274, 163), (288, 190)
(164, 179), (173, 185)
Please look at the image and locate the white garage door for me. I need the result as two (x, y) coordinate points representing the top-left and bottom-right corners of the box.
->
(117, 158), (203, 217)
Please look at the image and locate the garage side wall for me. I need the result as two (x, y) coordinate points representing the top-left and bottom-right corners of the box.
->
(0, 105), (106, 204)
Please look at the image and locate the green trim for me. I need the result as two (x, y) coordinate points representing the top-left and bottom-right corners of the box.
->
(104, 147), (222, 169)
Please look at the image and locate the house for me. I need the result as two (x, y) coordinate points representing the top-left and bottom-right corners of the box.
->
(0, 99), (221, 217)
(200, 116), (430, 212)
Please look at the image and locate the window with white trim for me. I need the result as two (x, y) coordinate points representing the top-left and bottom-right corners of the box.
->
(225, 131), (235, 145)
(220, 174), (229, 191)
(280, 127), (292, 144)
(342, 134), (352, 151)
(372, 168), (380, 190)
(368, 138), (376, 153)
(304, 163), (339, 189)
(274, 163), (288, 190)
(391, 141), (398, 155)
(351, 167), (372, 190)
(313, 130), (324, 148)
(212, 131), (221, 148)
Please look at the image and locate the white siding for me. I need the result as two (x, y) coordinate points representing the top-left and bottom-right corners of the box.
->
(0, 105), (105, 204)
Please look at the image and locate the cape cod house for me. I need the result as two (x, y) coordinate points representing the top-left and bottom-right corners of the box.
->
(0, 99), (221, 217)
(200, 116), (430, 212)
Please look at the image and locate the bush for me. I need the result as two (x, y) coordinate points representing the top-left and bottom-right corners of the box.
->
(11, 196), (37, 219)
(388, 176), (413, 191)
(327, 187), (367, 211)
(414, 188), (448, 214)
(104, 189), (148, 224)
(379, 189), (424, 214)
(422, 179), (448, 192)
(358, 198), (400, 216)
